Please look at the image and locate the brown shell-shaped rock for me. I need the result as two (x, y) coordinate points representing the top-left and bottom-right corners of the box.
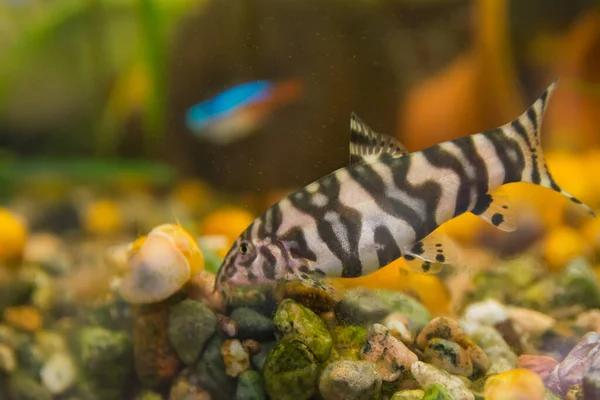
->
(133, 305), (181, 388)
(416, 317), (464, 349)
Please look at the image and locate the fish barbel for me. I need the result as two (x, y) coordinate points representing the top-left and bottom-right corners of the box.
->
(215, 80), (595, 296)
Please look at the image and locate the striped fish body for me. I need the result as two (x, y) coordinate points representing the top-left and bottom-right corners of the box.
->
(215, 81), (594, 295)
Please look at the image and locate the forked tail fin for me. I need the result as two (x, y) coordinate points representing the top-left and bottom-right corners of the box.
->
(503, 79), (595, 216)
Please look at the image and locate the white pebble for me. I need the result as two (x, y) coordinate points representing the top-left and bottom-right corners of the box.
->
(41, 352), (77, 394)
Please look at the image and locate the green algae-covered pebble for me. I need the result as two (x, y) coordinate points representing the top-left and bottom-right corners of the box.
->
(230, 307), (275, 341)
(331, 326), (367, 361)
(135, 390), (163, 400)
(273, 299), (332, 362)
(78, 326), (133, 399)
(237, 370), (266, 400)
(168, 299), (217, 365)
(8, 370), (52, 400)
(556, 258), (600, 308)
(423, 384), (454, 400)
(263, 338), (318, 400)
(318, 360), (382, 400)
(391, 389), (425, 400)
(376, 290), (432, 332)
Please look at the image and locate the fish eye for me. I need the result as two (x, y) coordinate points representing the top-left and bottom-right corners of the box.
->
(239, 241), (251, 254)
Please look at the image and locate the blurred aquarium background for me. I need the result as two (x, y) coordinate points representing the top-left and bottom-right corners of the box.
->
(1, 0), (600, 399)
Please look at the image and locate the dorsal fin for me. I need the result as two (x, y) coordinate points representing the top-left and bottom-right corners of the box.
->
(349, 113), (409, 165)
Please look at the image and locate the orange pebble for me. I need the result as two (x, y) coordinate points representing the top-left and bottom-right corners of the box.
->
(84, 199), (123, 236)
(4, 306), (42, 332)
(0, 208), (27, 264)
(199, 207), (254, 248)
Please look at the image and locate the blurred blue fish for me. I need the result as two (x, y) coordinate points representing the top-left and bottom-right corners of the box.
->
(185, 79), (303, 145)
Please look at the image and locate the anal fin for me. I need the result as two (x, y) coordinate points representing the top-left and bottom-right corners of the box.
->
(402, 231), (459, 273)
(470, 188), (517, 232)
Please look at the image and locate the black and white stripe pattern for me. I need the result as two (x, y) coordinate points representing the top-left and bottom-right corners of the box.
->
(215, 79), (595, 295)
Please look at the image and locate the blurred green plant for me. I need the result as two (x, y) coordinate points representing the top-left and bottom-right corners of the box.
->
(0, 157), (177, 201)
(0, 0), (204, 157)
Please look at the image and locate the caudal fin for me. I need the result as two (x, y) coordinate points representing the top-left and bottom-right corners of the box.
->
(503, 79), (595, 217)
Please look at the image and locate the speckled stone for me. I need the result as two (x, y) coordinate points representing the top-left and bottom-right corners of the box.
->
(360, 324), (417, 382)
(196, 334), (236, 400)
(424, 338), (473, 377)
(222, 339), (250, 377)
(318, 360), (382, 400)
(411, 361), (474, 400)
(470, 326), (517, 374)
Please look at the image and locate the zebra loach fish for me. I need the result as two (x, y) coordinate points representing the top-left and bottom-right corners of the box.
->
(214, 80), (595, 297)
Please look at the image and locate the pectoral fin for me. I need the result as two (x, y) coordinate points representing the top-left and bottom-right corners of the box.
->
(403, 258), (444, 274)
(402, 231), (459, 273)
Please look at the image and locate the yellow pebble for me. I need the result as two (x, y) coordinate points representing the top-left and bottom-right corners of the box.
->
(199, 207), (254, 248)
(484, 369), (545, 400)
(543, 226), (590, 271)
(4, 306), (42, 332)
(0, 208), (27, 264)
(84, 199), (123, 236)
